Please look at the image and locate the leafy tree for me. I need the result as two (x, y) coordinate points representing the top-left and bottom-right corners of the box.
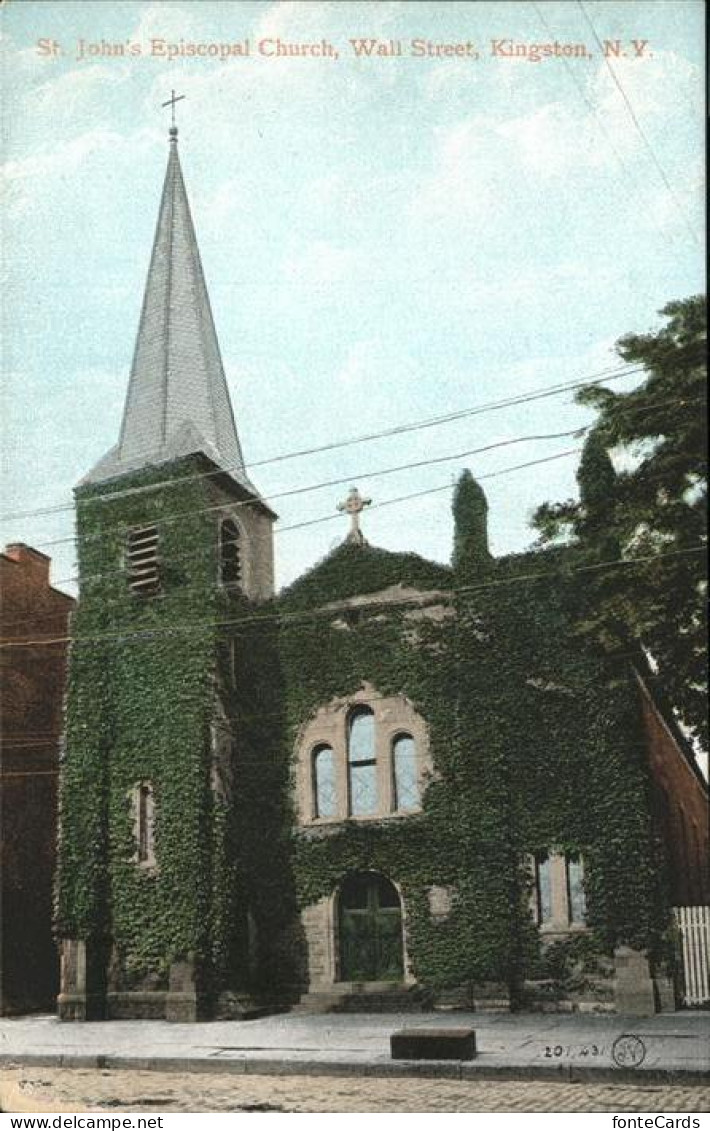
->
(533, 295), (707, 747)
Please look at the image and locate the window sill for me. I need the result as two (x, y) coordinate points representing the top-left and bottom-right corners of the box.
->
(300, 810), (424, 831)
(538, 922), (590, 935)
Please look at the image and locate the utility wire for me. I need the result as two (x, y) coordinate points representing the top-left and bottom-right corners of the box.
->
(531, 1), (673, 250)
(1, 543), (705, 650)
(0, 363), (644, 524)
(16, 385), (699, 554)
(34, 426), (588, 552)
(5, 656), (648, 755)
(576, 0), (699, 248)
(1, 448), (584, 622)
(2, 383), (705, 630)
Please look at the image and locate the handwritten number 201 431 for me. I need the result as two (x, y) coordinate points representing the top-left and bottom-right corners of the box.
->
(544, 1044), (603, 1058)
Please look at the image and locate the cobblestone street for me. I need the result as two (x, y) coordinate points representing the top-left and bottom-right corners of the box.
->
(2, 1068), (710, 1114)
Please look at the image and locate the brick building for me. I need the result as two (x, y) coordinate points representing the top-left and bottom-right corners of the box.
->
(637, 673), (709, 907)
(1, 544), (75, 1014)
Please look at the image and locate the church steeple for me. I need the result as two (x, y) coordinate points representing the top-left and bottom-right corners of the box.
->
(83, 127), (258, 498)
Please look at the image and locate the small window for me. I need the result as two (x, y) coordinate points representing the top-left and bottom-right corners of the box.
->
(566, 855), (587, 924)
(127, 526), (160, 596)
(393, 733), (418, 811)
(348, 707), (377, 816)
(132, 781), (155, 867)
(313, 745), (336, 818)
(220, 518), (241, 588)
(535, 854), (553, 924)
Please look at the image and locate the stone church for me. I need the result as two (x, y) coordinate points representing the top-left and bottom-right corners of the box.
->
(56, 127), (708, 1022)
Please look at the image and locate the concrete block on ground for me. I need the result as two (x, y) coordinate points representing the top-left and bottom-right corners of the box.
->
(391, 1027), (476, 1061)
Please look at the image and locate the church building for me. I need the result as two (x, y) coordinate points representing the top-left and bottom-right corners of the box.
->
(56, 126), (708, 1022)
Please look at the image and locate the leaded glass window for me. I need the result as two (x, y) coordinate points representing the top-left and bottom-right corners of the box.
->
(348, 707), (377, 816)
(393, 733), (418, 810)
(535, 854), (553, 924)
(313, 745), (336, 818)
(566, 855), (587, 924)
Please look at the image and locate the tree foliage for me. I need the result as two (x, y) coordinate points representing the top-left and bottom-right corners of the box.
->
(533, 295), (707, 746)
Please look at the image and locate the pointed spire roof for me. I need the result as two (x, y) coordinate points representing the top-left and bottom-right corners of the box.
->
(82, 127), (259, 499)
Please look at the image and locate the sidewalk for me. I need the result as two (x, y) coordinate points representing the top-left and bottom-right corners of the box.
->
(1, 1010), (708, 1084)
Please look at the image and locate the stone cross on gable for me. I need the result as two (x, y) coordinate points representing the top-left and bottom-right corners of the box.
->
(337, 486), (372, 545)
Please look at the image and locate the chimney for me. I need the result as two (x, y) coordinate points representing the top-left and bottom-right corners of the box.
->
(4, 543), (51, 587)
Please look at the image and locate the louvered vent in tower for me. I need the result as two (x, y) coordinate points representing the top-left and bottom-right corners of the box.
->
(127, 526), (161, 596)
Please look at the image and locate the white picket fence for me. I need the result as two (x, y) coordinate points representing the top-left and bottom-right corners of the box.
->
(673, 906), (710, 1006)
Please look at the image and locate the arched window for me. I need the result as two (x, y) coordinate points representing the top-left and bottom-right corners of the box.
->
(565, 854), (587, 924)
(392, 733), (418, 811)
(220, 518), (241, 588)
(348, 707), (377, 816)
(313, 745), (336, 818)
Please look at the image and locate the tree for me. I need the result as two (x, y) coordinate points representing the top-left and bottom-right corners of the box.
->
(532, 295), (707, 747)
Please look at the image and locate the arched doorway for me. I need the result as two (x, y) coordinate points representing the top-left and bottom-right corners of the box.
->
(338, 872), (404, 982)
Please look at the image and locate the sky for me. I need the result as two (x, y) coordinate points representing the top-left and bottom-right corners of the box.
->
(0, 0), (705, 599)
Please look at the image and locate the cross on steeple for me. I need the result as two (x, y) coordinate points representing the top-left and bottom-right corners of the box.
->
(162, 89), (186, 131)
(337, 487), (372, 545)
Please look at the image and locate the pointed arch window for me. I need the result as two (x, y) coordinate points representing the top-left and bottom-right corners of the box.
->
(392, 733), (418, 811)
(348, 707), (377, 816)
(220, 518), (242, 589)
(313, 745), (336, 818)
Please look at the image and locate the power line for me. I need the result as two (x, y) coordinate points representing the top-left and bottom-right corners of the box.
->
(2, 382), (704, 630)
(34, 426), (588, 552)
(14, 383), (698, 556)
(1, 543), (705, 650)
(0, 362), (644, 524)
(1, 448), (584, 621)
(4, 656), (648, 755)
(531, 1), (673, 251)
(576, 0), (699, 248)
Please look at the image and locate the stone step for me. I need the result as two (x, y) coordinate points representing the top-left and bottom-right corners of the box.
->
(295, 988), (426, 1015)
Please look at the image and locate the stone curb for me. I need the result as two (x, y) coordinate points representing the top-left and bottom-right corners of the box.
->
(1, 1053), (707, 1088)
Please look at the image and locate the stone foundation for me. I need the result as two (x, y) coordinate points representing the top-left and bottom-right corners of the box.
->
(57, 939), (106, 1021)
(614, 946), (656, 1016)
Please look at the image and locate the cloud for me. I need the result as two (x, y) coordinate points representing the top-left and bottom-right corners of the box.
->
(3, 128), (123, 183)
(1, 126), (159, 221)
(130, 1), (209, 45)
(282, 239), (365, 289)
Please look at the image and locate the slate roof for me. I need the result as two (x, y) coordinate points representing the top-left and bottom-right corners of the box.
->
(82, 129), (260, 498)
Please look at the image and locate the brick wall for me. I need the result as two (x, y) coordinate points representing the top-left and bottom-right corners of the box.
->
(637, 673), (709, 906)
(1, 544), (75, 1013)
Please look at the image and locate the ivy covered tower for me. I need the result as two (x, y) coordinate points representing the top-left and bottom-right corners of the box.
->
(56, 125), (277, 1021)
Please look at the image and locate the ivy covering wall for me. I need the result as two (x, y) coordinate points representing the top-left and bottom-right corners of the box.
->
(57, 460), (670, 1011)
(279, 535), (669, 1001)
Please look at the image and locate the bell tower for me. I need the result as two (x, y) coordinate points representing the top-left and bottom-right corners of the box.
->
(56, 121), (276, 1020)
